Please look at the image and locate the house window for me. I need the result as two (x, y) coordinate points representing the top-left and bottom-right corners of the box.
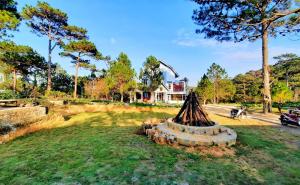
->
(168, 83), (172, 90)
(173, 82), (184, 92)
(0, 73), (4, 83)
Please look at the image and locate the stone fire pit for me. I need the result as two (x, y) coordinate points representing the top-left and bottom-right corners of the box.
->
(143, 91), (237, 147)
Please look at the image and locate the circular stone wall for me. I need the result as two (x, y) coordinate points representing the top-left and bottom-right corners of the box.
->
(145, 119), (237, 147)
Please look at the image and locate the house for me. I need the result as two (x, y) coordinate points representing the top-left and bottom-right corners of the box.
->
(133, 61), (188, 104)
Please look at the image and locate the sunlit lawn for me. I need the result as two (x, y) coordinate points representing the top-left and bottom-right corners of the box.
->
(0, 105), (299, 184)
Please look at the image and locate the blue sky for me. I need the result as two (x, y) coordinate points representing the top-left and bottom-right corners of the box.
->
(13, 0), (300, 86)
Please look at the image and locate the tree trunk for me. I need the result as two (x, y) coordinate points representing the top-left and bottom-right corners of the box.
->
(262, 24), (272, 113)
(203, 99), (207, 105)
(243, 82), (246, 102)
(213, 81), (216, 104)
(13, 69), (16, 93)
(121, 92), (124, 102)
(285, 69), (289, 87)
(47, 39), (52, 91)
(73, 62), (79, 99)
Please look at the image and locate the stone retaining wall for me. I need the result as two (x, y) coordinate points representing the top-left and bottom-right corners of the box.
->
(0, 106), (47, 126)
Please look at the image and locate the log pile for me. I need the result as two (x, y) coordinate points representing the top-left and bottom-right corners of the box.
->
(174, 91), (215, 127)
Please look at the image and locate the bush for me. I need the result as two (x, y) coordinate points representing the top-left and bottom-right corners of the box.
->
(0, 90), (19, 100)
(45, 91), (69, 100)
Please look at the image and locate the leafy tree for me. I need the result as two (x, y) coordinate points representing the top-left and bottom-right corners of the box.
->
(218, 79), (236, 103)
(60, 40), (102, 98)
(22, 1), (87, 91)
(195, 74), (213, 105)
(0, 41), (46, 92)
(272, 82), (293, 103)
(85, 78), (109, 100)
(106, 53), (136, 102)
(273, 53), (300, 88)
(191, 0), (300, 113)
(206, 63), (227, 104)
(0, 0), (20, 39)
(232, 73), (262, 102)
(139, 56), (163, 91)
(51, 64), (73, 94)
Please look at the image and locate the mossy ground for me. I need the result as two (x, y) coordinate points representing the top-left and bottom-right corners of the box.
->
(0, 105), (299, 185)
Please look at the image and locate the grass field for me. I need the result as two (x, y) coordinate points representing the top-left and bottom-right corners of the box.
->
(0, 105), (299, 185)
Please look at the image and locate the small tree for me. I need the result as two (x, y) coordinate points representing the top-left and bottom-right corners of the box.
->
(191, 0), (300, 113)
(60, 40), (102, 98)
(85, 78), (109, 100)
(22, 1), (87, 91)
(273, 53), (300, 87)
(0, 0), (20, 39)
(206, 63), (227, 104)
(139, 56), (163, 92)
(218, 79), (236, 103)
(233, 73), (260, 102)
(51, 64), (73, 94)
(195, 74), (213, 105)
(105, 53), (136, 102)
(0, 41), (46, 92)
(272, 82), (293, 103)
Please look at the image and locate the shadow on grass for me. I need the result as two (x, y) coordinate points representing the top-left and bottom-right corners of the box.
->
(0, 111), (299, 185)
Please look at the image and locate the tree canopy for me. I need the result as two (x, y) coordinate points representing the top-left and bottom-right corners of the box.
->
(195, 74), (213, 105)
(60, 39), (102, 98)
(191, 0), (300, 113)
(0, 41), (46, 91)
(105, 52), (136, 102)
(0, 0), (20, 39)
(139, 56), (164, 92)
(22, 1), (88, 91)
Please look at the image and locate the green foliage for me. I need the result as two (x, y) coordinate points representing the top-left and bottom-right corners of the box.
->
(45, 90), (68, 100)
(22, 1), (87, 91)
(233, 73), (262, 103)
(206, 63), (227, 81)
(105, 52), (136, 101)
(51, 65), (73, 94)
(61, 40), (102, 63)
(22, 1), (68, 39)
(0, 89), (18, 99)
(273, 53), (300, 89)
(60, 39), (102, 98)
(195, 74), (213, 104)
(0, 41), (46, 74)
(206, 63), (233, 103)
(272, 82), (293, 103)
(139, 56), (163, 91)
(218, 79), (236, 102)
(191, 1), (300, 42)
(0, 0), (20, 39)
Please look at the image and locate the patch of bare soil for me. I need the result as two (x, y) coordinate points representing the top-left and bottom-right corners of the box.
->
(178, 145), (235, 158)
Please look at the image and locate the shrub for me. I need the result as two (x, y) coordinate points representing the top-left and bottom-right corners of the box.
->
(45, 91), (68, 100)
(0, 90), (19, 100)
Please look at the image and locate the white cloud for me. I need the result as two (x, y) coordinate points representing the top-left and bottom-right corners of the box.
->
(173, 28), (247, 48)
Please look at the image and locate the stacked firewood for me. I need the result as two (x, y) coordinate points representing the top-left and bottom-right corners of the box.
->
(174, 91), (215, 127)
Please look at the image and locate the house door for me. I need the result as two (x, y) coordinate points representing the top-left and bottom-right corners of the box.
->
(157, 93), (164, 102)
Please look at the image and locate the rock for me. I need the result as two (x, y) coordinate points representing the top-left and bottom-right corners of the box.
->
(143, 119), (237, 147)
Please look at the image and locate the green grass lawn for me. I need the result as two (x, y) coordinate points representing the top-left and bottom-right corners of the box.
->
(0, 107), (300, 185)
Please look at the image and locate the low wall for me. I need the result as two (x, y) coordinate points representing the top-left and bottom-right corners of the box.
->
(0, 106), (47, 126)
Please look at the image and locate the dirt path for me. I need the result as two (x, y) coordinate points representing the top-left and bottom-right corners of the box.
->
(204, 104), (300, 136)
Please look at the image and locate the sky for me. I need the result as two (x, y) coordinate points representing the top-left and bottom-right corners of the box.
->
(12, 0), (300, 86)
